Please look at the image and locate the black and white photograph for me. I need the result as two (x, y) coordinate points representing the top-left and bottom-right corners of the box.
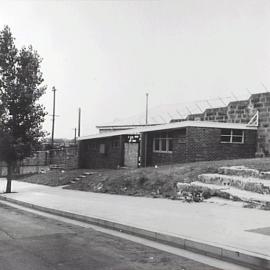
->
(0, 0), (270, 269)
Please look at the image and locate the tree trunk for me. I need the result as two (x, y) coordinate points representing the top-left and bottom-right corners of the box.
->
(5, 162), (13, 193)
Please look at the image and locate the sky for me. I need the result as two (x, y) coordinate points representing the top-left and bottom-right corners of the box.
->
(0, 0), (270, 138)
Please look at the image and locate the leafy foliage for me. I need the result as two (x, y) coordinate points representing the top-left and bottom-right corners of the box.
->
(0, 25), (47, 164)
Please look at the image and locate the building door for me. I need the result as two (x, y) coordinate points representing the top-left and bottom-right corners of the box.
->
(124, 143), (139, 168)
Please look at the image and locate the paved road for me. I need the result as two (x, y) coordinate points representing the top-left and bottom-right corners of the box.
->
(0, 203), (221, 270)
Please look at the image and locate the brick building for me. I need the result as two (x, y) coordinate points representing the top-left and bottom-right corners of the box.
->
(78, 121), (257, 169)
(174, 92), (270, 156)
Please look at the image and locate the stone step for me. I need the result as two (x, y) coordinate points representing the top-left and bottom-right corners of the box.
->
(218, 166), (270, 179)
(191, 181), (270, 204)
(83, 172), (94, 175)
(50, 164), (65, 170)
(198, 173), (270, 194)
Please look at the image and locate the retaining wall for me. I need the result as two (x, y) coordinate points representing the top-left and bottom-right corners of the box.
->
(0, 147), (78, 176)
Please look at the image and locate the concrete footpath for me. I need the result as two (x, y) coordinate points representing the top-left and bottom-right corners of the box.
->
(0, 179), (270, 269)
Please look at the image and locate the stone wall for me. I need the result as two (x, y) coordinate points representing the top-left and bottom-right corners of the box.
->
(249, 93), (270, 155)
(50, 147), (78, 169)
(183, 92), (270, 155)
(21, 151), (50, 166)
(227, 100), (250, 123)
(204, 107), (228, 122)
(0, 163), (7, 176)
(0, 146), (78, 176)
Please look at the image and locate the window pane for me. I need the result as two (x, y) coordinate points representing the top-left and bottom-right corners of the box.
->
(168, 139), (173, 151)
(232, 136), (243, 143)
(99, 144), (105, 154)
(154, 139), (159, 151)
(232, 129), (243, 136)
(221, 129), (231, 136)
(161, 139), (167, 151)
(221, 136), (231, 142)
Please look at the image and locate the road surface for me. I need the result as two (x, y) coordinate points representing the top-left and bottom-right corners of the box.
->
(0, 203), (221, 270)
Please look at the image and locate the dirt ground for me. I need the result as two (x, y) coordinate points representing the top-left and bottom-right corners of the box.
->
(15, 157), (270, 199)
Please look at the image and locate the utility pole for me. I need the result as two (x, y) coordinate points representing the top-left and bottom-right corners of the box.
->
(51, 86), (56, 148)
(78, 107), (81, 137)
(74, 128), (77, 144)
(145, 92), (149, 125)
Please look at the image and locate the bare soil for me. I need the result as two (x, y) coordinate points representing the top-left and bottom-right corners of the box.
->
(15, 158), (270, 199)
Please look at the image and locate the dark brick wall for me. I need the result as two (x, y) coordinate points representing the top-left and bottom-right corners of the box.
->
(78, 126), (257, 169)
(185, 127), (257, 162)
(142, 127), (256, 166)
(144, 129), (187, 166)
(79, 136), (123, 169)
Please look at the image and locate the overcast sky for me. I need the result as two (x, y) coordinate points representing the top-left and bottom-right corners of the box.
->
(0, 0), (270, 138)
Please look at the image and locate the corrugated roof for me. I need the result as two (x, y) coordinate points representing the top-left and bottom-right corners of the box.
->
(78, 121), (257, 141)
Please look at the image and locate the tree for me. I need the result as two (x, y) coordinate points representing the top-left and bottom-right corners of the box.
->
(0, 25), (47, 193)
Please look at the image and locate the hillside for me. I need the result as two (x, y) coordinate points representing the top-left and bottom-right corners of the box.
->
(15, 158), (270, 201)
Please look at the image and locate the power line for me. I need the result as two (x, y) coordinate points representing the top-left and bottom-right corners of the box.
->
(195, 103), (203, 113)
(185, 106), (192, 114)
(73, 128), (77, 144)
(230, 92), (238, 101)
(205, 100), (213, 108)
(261, 82), (269, 92)
(218, 97), (227, 106)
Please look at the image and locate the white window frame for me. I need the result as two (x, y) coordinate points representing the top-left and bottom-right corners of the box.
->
(153, 134), (173, 153)
(220, 129), (244, 144)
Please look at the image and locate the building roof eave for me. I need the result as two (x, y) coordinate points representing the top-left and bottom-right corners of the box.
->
(78, 121), (257, 141)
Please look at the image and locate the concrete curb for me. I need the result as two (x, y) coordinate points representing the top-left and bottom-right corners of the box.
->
(0, 195), (269, 270)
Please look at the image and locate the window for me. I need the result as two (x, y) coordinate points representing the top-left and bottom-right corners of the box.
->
(99, 143), (106, 154)
(154, 139), (159, 151)
(220, 129), (244, 144)
(153, 134), (173, 153)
